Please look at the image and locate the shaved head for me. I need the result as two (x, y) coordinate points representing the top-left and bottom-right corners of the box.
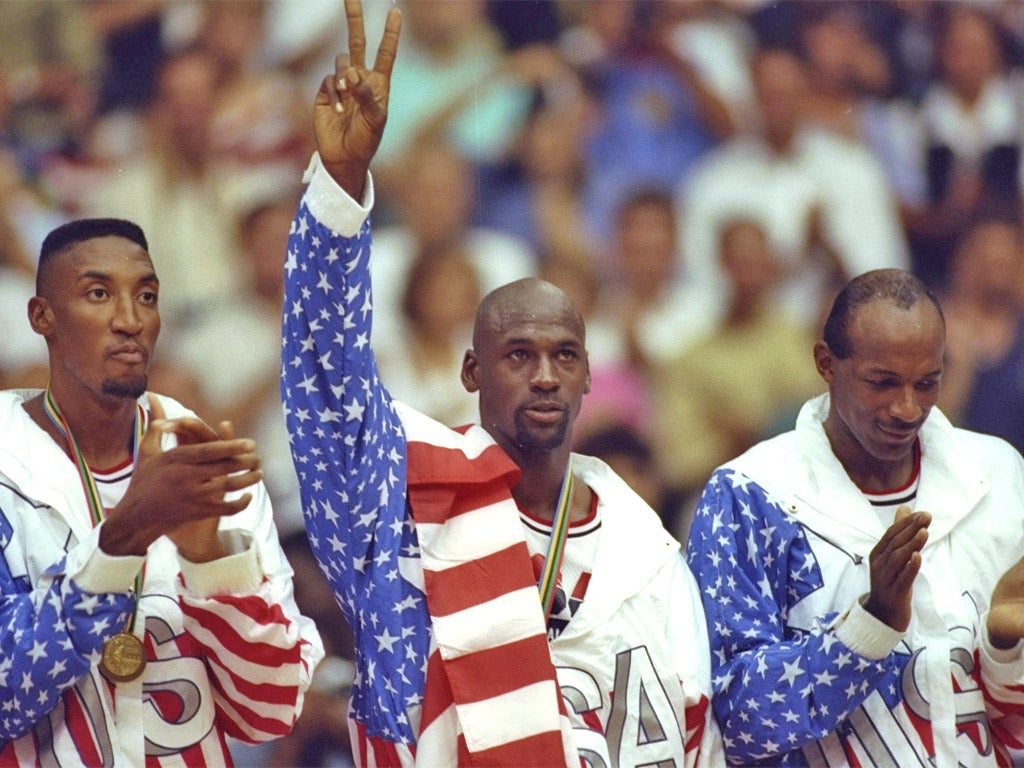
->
(473, 278), (585, 351)
(462, 277), (590, 461)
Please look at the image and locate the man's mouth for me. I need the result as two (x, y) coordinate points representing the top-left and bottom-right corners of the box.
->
(109, 344), (147, 364)
(523, 402), (565, 424)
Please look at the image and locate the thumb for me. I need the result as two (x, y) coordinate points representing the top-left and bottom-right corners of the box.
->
(894, 504), (912, 523)
(147, 392), (166, 423)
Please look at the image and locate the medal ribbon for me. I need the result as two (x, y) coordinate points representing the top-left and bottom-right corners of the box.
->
(43, 385), (146, 632)
(537, 458), (573, 624)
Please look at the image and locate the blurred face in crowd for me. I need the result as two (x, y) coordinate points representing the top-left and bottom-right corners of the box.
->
(402, 247), (480, 343)
(940, 7), (1001, 101)
(399, 143), (474, 245)
(154, 50), (219, 166)
(615, 197), (677, 298)
(403, 0), (485, 52)
(815, 297), (944, 490)
(718, 218), (780, 302)
(462, 279), (590, 461)
(753, 49), (808, 149)
(950, 221), (1024, 309)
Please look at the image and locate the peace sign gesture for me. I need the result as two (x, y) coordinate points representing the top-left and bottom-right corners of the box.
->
(314, 0), (402, 199)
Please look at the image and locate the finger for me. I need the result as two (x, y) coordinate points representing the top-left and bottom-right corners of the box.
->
(214, 470), (264, 495)
(165, 416), (221, 445)
(890, 550), (923, 592)
(148, 392), (166, 422)
(217, 420), (235, 440)
(885, 521), (929, 560)
(346, 67), (385, 125)
(319, 71), (343, 114)
(877, 511), (931, 553)
(894, 504), (911, 523)
(168, 438), (258, 464)
(344, 0), (367, 69)
(373, 6), (402, 79)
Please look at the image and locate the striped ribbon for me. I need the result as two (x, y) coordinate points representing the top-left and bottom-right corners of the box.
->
(43, 385), (146, 631)
(537, 457), (574, 624)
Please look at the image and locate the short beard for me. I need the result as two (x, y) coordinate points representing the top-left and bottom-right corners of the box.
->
(513, 412), (569, 453)
(102, 376), (148, 400)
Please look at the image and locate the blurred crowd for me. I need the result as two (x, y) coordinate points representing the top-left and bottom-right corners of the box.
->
(4, 0), (1024, 763)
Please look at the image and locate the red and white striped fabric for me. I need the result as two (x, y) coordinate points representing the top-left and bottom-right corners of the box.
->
(377, 403), (576, 767)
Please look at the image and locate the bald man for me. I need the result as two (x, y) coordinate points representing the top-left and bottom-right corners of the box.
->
(279, 2), (720, 766)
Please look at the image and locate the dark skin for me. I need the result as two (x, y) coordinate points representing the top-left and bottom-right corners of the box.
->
(461, 279), (594, 522)
(316, 0), (592, 523)
(25, 235), (262, 562)
(816, 290), (1024, 647)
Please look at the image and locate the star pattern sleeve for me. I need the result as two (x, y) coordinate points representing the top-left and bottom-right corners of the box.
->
(686, 469), (905, 765)
(0, 508), (134, 741)
(280, 162), (429, 747)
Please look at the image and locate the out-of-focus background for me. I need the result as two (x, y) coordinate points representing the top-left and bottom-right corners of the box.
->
(3, 1), (1024, 763)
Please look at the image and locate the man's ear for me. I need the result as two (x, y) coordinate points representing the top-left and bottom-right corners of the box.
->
(27, 296), (54, 337)
(583, 353), (591, 395)
(812, 340), (834, 384)
(460, 349), (480, 393)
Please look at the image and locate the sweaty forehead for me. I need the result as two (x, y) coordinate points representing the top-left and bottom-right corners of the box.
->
(480, 283), (584, 342)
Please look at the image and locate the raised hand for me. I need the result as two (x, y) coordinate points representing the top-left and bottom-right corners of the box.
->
(100, 394), (263, 558)
(314, 0), (402, 199)
(987, 557), (1024, 649)
(863, 505), (931, 631)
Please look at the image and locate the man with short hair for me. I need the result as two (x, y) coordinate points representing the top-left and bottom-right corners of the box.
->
(688, 268), (1024, 766)
(280, 2), (720, 765)
(0, 216), (323, 764)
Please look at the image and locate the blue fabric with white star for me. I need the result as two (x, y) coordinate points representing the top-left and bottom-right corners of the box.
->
(0, 506), (133, 740)
(281, 204), (428, 747)
(685, 468), (906, 766)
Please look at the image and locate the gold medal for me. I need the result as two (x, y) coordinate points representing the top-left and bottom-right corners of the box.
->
(100, 631), (147, 683)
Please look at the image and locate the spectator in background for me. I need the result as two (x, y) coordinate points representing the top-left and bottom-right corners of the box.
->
(560, 0), (735, 243)
(371, 0), (534, 200)
(651, 217), (823, 531)
(603, 187), (721, 372)
(167, 188), (305, 533)
(198, 0), (311, 175)
(472, 51), (598, 270)
(939, 215), (1024, 453)
(85, 0), (169, 161)
(904, 4), (1024, 290)
(0, 1), (99, 175)
(374, 242), (482, 428)
(84, 47), (249, 330)
(368, 138), (535, 358)
(679, 44), (909, 327)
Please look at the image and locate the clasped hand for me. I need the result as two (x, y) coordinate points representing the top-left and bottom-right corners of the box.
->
(100, 394), (262, 561)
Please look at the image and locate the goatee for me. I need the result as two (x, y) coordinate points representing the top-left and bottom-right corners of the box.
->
(102, 376), (148, 400)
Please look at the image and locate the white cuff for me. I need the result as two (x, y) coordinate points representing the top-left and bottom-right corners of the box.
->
(832, 595), (905, 660)
(177, 530), (263, 598)
(69, 524), (144, 593)
(301, 151), (374, 236)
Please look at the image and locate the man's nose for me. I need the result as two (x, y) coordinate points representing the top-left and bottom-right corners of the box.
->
(531, 355), (559, 390)
(112, 296), (144, 335)
(891, 385), (922, 424)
